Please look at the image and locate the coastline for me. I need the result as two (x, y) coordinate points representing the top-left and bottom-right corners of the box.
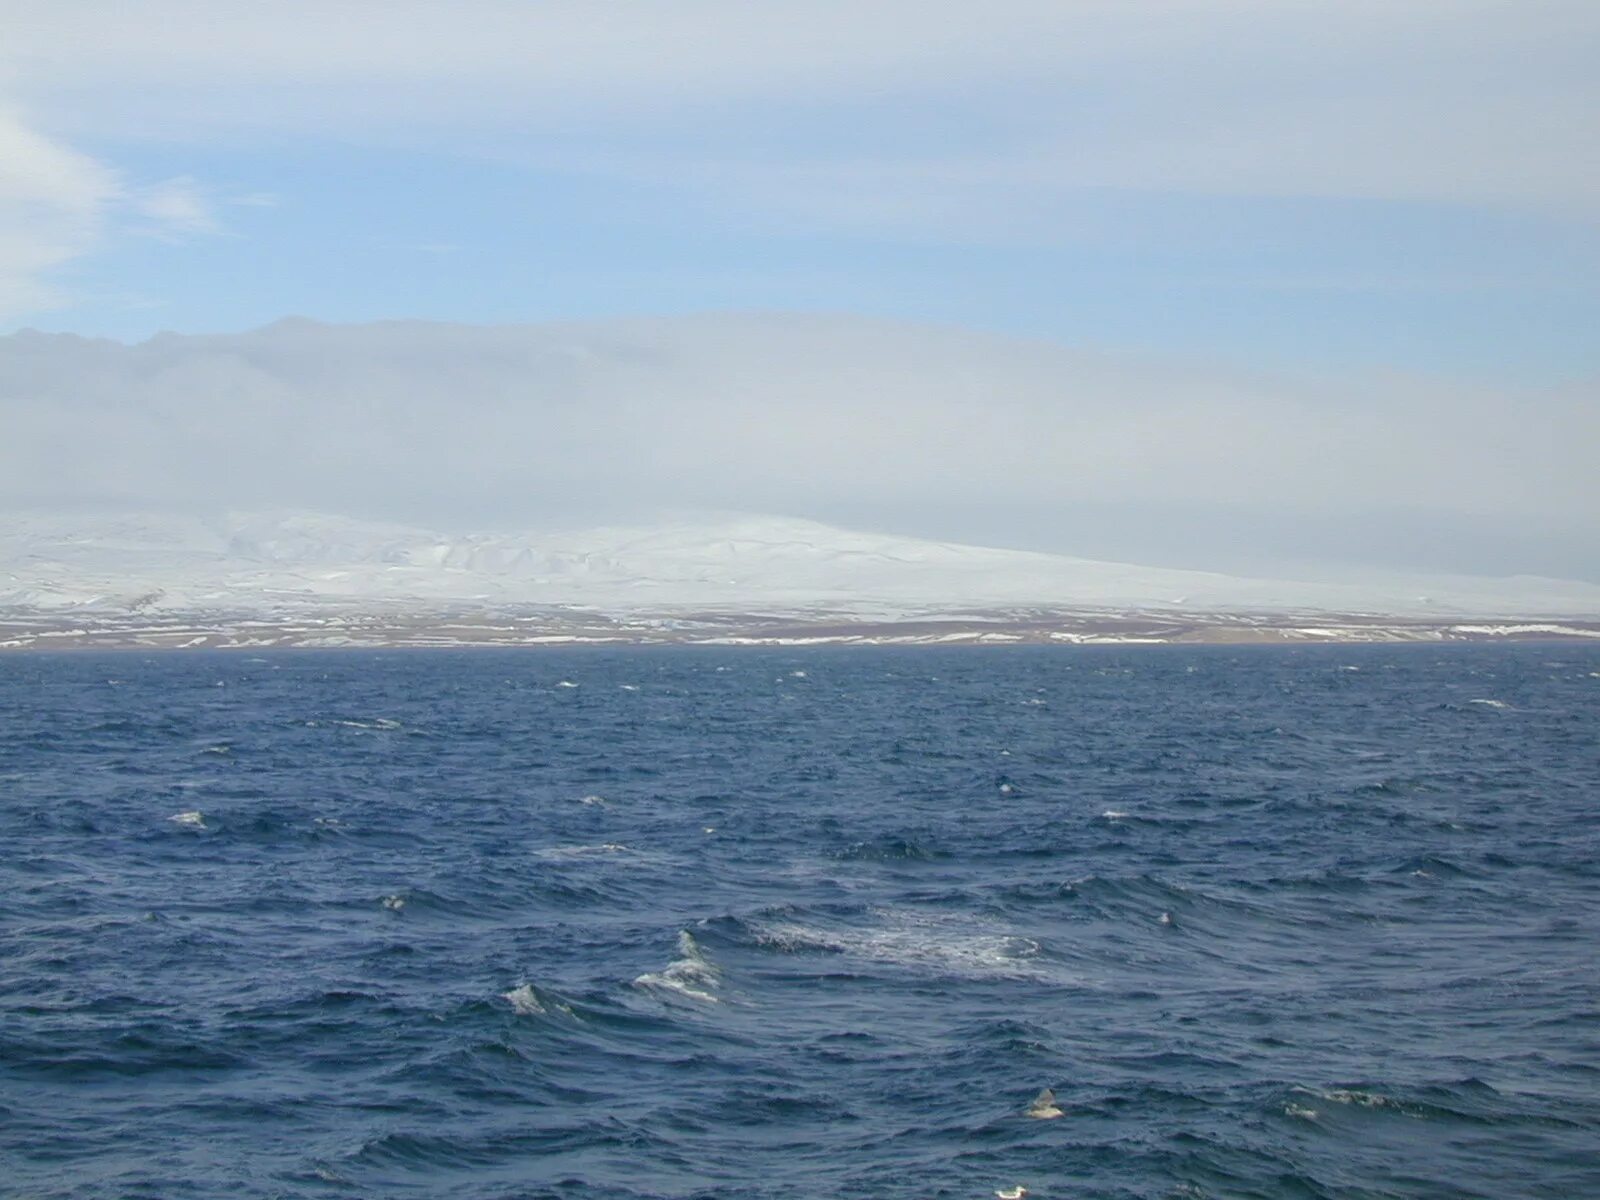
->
(4, 606), (1598, 651)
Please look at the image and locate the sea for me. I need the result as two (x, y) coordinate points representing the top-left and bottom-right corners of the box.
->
(2, 645), (1597, 1200)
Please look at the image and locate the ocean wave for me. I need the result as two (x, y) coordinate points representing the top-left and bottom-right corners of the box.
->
(8, 643), (1598, 1200)
(1285, 1079), (1533, 1126)
(500, 981), (579, 1020)
(324, 717), (403, 731)
(535, 843), (630, 859)
(633, 930), (722, 1003)
(502, 983), (545, 1015)
(748, 907), (1047, 980)
(833, 836), (949, 862)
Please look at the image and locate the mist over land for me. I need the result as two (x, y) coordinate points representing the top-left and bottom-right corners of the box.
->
(2, 312), (1595, 578)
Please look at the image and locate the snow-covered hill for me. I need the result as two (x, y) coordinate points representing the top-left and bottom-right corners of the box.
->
(2, 509), (1597, 619)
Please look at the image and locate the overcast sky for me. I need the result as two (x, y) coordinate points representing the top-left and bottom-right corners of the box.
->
(0, 2), (1596, 578)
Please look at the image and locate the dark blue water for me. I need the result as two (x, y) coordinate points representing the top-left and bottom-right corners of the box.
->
(3, 646), (1597, 1199)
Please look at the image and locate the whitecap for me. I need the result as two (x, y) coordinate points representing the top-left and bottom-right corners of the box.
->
(1284, 1103), (1319, 1120)
(1101, 810), (1130, 820)
(578, 794), (608, 806)
(1468, 698), (1509, 709)
(536, 843), (629, 859)
(381, 894), (405, 910)
(619, 684), (640, 692)
(753, 909), (1045, 980)
(555, 680), (580, 689)
(1309, 1087), (1417, 1114)
(167, 810), (205, 828)
(332, 717), (402, 731)
(633, 930), (721, 1003)
(502, 983), (546, 1016)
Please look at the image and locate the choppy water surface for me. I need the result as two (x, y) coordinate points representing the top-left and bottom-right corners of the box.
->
(3, 646), (1598, 1199)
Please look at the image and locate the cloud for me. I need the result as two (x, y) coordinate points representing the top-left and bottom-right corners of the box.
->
(0, 313), (1593, 579)
(129, 175), (221, 239)
(0, 110), (235, 320)
(0, 110), (118, 319)
(3, 1), (1597, 226)
(0, 3), (1593, 329)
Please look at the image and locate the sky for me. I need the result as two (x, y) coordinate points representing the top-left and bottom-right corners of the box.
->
(1, 1), (1597, 579)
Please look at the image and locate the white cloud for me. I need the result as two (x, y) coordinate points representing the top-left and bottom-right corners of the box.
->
(0, 110), (232, 321)
(0, 2), (1594, 324)
(2, 1), (1596, 225)
(129, 175), (221, 239)
(0, 109), (118, 319)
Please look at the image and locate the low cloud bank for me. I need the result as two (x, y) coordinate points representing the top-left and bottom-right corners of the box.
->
(2, 312), (1593, 580)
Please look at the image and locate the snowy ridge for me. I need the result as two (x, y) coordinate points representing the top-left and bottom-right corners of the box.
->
(2, 509), (1598, 620)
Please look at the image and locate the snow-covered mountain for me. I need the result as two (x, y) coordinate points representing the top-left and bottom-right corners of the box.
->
(3, 509), (1597, 619)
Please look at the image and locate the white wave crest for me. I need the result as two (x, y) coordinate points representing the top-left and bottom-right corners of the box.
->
(167, 810), (205, 828)
(633, 930), (721, 1003)
(1300, 1086), (1419, 1115)
(536, 843), (629, 859)
(1468, 698), (1509, 709)
(753, 909), (1044, 980)
(502, 983), (546, 1016)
